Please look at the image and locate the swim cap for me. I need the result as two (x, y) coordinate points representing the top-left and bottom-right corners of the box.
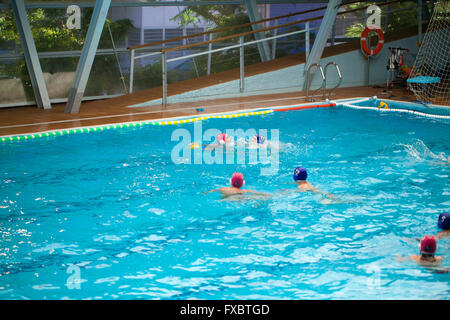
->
(230, 172), (244, 188)
(189, 142), (200, 149)
(216, 133), (228, 145)
(420, 235), (437, 255)
(254, 134), (265, 144)
(438, 213), (450, 230)
(293, 167), (307, 181)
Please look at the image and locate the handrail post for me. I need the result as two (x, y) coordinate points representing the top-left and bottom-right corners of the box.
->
(305, 22), (310, 62)
(129, 49), (135, 94)
(207, 33), (213, 75)
(240, 36), (245, 93)
(305, 63), (325, 102)
(305, 63), (317, 101)
(272, 20), (278, 60)
(162, 52), (167, 107)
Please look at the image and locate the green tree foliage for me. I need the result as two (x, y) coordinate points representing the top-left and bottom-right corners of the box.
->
(344, 1), (422, 37)
(0, 5), (133, 100)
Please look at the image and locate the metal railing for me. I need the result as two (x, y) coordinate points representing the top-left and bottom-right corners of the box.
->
(161, 24), (312, 106)
(305, 63), (325, 102)
(128, 0), (412, 103)
(305, 62), (343, 101)
(323, 62), (342, 99)
(128, 15), (318, 95)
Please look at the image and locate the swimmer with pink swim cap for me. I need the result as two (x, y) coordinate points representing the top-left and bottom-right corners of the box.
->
(216, 133), (231, 145)
(396, 235), (443, 267)
(204, 132), (234, 150)
(204, 172), (270, 198)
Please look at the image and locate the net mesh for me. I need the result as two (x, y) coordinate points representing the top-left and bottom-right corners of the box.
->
(407, 0), (450, 105)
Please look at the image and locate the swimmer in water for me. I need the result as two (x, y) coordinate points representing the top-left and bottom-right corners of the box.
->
(396, 235), (443, 267)
(249, 134), (266, 147)
(204, 172), (270, 198)
(290, 167), (344, 204)
(292, 167), (322, 193)
(248, 134), (282, 151)
(435, 212), (450, 240)
(204, 133), (234, 150)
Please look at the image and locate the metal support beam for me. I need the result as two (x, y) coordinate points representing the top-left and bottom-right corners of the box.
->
(239, 36), (245, 93)
(0, 1), (335, 10)
(162, 52), (167, 107)
(207, 33), (213, 75)
(418, 0), (422, 44)
(271, 21), (278, 60)
(129, 49), (135, 94)
(244, 0), (271, 62)
(305, 22), (310, 61)
(65, 0), (111, 114)
(303, 0), (342, 90)
(10, 0), (51, 109)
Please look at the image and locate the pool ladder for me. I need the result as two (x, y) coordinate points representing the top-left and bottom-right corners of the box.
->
(305, 62), (342, 101)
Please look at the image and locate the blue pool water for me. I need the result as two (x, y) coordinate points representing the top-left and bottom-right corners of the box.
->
(0, 105), (449, 299)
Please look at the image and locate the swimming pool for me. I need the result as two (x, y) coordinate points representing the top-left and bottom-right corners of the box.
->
(0, 100), (449, 299)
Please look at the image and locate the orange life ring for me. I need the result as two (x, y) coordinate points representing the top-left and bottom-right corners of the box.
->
(360, 27), (384, 56)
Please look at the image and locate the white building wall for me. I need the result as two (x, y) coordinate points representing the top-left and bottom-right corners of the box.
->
(110, 6), (212, 29)
(110, 7), (142, 28)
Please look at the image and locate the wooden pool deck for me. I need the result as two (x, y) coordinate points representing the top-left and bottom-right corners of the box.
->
(0, 85), (416, 137)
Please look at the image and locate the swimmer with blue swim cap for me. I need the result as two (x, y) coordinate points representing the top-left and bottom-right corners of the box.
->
(436, 212), (450, 239)
(247, 134), (267, 150)
(293, 167), (320, 192)
(291, 167), (343, 204)
(252, 134), (265, 145)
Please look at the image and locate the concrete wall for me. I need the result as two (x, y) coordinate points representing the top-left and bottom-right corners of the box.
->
(128, 33), (420, 108)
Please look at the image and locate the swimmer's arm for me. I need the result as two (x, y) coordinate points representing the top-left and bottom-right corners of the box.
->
(395, 255), (415, 262)
(203, 189), (220, 195)
(301, 186), (337, 198)
(310, 187), (328, 195)
(204, 143), (222, 150)
(244, 190), (271, 197)
(435, 230), (450, 240)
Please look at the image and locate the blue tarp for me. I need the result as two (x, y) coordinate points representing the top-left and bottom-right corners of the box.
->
(407, 76), (441, 84)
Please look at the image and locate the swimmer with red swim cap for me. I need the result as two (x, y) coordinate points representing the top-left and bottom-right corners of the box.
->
(204, 172), (270, 198)
(396, 235), (443, 267)
(205, 133), (234, 150)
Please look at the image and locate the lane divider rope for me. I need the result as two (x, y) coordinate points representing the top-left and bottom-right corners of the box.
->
(341, 102), (450, 119)
(0, 109), (274, 142)
(273, 102), (336, 112)
(0, 101), (369, 143)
